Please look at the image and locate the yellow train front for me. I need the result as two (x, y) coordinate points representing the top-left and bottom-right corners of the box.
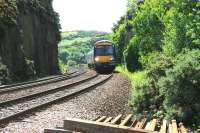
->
(93, 40), (116, 73)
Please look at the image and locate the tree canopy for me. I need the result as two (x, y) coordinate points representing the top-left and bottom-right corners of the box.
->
(112, 0), (200, 128)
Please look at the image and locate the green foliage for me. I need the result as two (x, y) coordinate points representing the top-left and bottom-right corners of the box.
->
(158, 50), (200, 125)
(142, 52), (173, 81)
(163, 0), (200, 55)
(67, 60), (77, 67)
(59, 60), (68, 73)
(112, 23), (127, 63)
(131, 0), (164, 55)
(136, 52), (174, 117)
(119, 50), (200, 126)
(124, 41), (141, 71)
(61, 30), (108, 40)
(116, 66), (163, 118)
(127, 0), (164, 70)
(112, 0), (138, 64)
(115, 65), (134, 81)
(129, 71), (151, 113)
(58, 31), (109, 71)
(113, 0), (200, 128)
(136, 53), (174, 116)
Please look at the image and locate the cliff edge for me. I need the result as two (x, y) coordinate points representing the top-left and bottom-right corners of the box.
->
(0, 0), (60, 84)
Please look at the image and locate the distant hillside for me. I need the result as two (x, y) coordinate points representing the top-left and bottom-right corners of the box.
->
(58, 30), (110, 72)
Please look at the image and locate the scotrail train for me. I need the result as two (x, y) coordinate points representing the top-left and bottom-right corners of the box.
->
(87, 40), (116, 73)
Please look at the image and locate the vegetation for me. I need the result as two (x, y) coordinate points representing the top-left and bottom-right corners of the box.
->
(58, 30), (110, 72)
(113, 0), (200, 128)
(159, 50), (200, 124)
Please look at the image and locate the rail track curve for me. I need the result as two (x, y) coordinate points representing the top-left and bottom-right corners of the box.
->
(0, 72), (112, 125)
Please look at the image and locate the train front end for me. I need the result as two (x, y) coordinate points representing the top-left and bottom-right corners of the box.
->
(94, 40), (116, 73)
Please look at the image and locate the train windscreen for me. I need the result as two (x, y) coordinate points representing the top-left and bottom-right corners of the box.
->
(95, 45), (114, 55)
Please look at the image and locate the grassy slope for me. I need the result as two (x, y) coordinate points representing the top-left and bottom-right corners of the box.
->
(115, 66), (146, 90)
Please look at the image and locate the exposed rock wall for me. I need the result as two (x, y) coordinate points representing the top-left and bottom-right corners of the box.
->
(0, 0), (60, 84)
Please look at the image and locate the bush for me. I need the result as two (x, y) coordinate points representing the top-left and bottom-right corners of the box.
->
(158, 49), (200, 125)
(67, 60), (77, 67)
(141, 52), (173, 83)
(124, 40), (141, 72)
(128, 49), (200, 125)
(130, 71), (158, 117)
(59, 60), (68, 73)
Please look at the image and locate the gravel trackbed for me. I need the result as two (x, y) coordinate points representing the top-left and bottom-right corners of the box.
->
(0, 73), (131, 133)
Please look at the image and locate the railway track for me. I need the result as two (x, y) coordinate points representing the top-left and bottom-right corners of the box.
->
(0, 71), (76, 89)
(0, 71), (97, 105)
(0, 73), (112, 124)
(0, 70), (85, 94)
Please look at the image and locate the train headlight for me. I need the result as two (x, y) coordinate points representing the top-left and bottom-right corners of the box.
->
(110, 57), (114, 61)
(95, 57), (99, 61)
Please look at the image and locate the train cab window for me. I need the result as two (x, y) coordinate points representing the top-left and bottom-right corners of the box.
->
(95, 45), (114, 55)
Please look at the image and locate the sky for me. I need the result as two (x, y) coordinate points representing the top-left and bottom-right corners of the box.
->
(53, 0), (127, 32)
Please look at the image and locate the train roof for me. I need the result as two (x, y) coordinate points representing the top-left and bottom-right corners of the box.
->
(94, 40), (112, 46)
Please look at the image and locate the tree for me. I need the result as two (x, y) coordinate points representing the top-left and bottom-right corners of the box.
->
(113, 0), (200, 127)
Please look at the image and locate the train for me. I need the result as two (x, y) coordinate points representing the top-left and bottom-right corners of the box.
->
(87, 40), (116, 73)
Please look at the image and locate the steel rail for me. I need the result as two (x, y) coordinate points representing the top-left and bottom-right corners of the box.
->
(0, 74), (112, 124)
(0, 71), (77, 89)
(0, 71), (86, 94)
(0, 73), (98, 106)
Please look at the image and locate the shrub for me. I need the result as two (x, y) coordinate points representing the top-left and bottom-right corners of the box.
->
(124, 40), (141, 72)
(141, 52), (173, 83)
(67, 60), (77, 67)
(59, 60), (68, 73)
(158, 49), (200, 126)
(130, 71), (157, 117)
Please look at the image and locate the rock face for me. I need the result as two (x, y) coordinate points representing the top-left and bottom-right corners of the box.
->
(0, 0), (60, 84)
